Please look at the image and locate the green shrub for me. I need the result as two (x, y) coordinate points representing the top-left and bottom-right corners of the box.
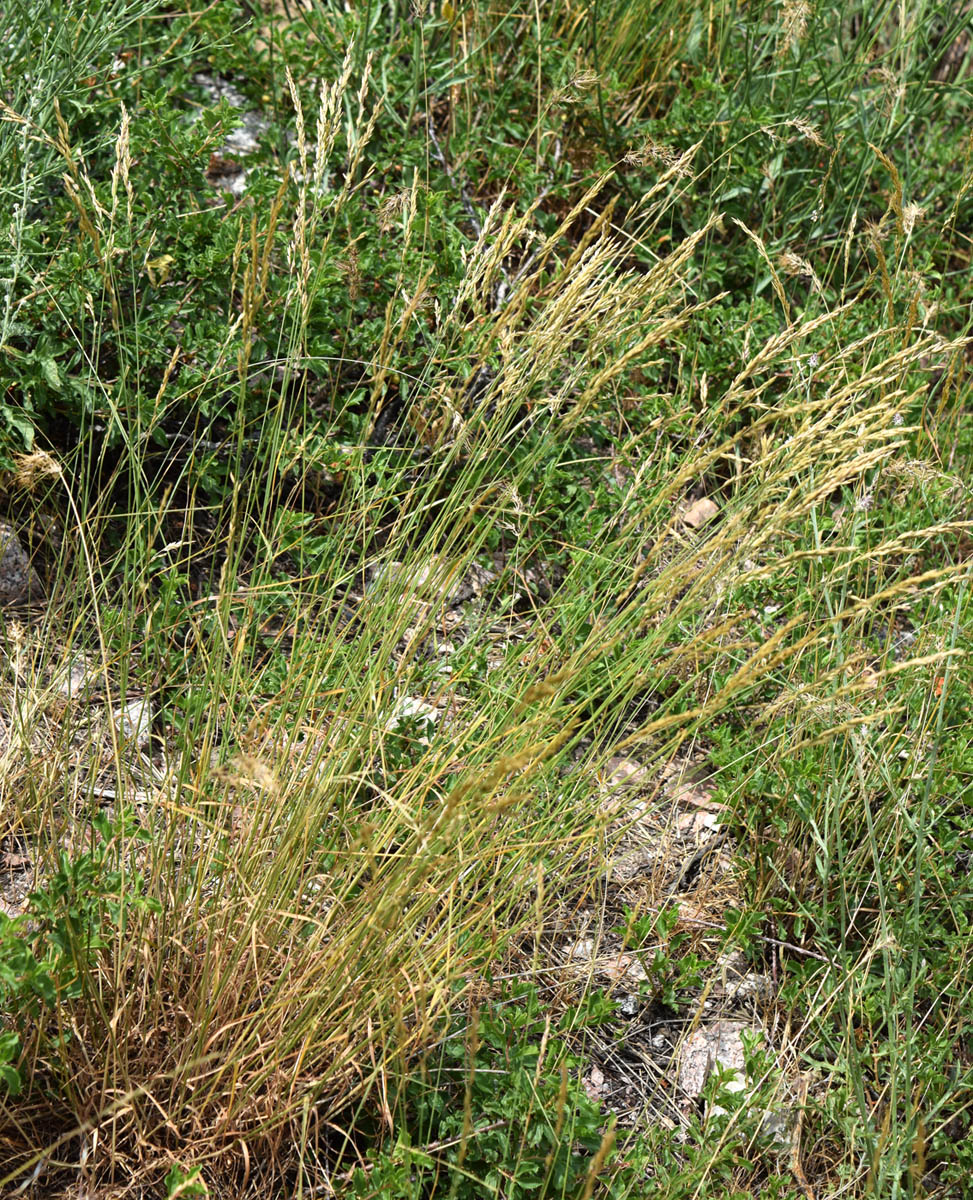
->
(0, 808), (158, 1097)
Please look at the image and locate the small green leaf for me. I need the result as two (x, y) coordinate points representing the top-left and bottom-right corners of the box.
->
(5, 410), (34, 448)
(0, 1064), (22, 1095)
(39, 356), (61, 391)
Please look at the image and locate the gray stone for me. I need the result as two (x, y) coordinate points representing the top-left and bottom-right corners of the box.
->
(678, 1020), (750, 1112)
(190, 73), (270, 198)
(618, 993), (640, 1018)
(53, 656), (97, 700)
(717, 951), (771, 1005)
(0, 522), (42, 605)
(366, 557), (479, 609)
(759, 1105), (798, 1154)
(113, 698), (153, 747)
(677, 1020), (796, 1149)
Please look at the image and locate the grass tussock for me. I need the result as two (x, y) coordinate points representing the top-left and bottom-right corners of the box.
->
(0, 0), (971, 1196)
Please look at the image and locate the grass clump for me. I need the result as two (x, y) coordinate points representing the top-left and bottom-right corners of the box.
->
(0, 0), (971, 1196)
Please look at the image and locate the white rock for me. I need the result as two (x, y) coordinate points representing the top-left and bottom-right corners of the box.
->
(224, 110), (270, 156)
(759, 1105), (798, 1154)
(366, 557), (473, 608)
(603, 952), (649, 985)
(677, 1020), (750, 1114)
(190, 73), (269, 198)
(53, 656), (96, 700)
(192, 73), (249, 109)
(675, 809), (722, 837)
(583, 1064), (608, 1102)
(678, 1021), (794, 1145)
(386, 696), (440, 745)
(718, 952), (770, 1004)
(564, 937), (597, 963)
(618, 993), (639, 1018)
(600, 756), (650, 792)
(113, 698), (153, 747)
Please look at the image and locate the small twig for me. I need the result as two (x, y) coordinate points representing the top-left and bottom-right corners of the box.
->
(633, 899), (834, 965)
(427, 112), (551, 313)
(426, 113), (483, 240)
(156, 427), (429, 461)
(790, 1076), (816, 1200)
(665, 831), (729, 896)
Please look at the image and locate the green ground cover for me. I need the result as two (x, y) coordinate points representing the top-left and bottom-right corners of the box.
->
(0, 0), (971, 1195)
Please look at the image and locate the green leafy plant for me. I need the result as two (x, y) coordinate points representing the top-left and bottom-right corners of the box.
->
(0, 809), (158, 1097)
(616, 904), (709, 1009)
(352, 984), (625, 1200)
(1, 0), (971, 1196)
(164, 1162), (208, 1198)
